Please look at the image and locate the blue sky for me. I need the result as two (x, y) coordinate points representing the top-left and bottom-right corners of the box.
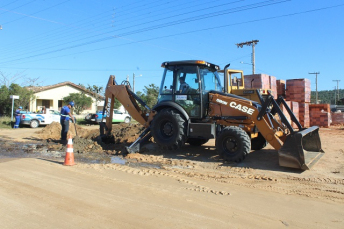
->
(0, 0), (343, 94)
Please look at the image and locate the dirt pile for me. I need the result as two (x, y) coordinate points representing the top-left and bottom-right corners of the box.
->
(35, 122), (92, 140)
(36, 122), (146, 153)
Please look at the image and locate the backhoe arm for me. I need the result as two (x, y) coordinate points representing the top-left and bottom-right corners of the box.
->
(102, 75), (150, 135)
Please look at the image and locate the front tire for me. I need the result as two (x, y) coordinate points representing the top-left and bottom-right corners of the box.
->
(124, 117), (131, 123)
(30, 120), (39, 128)
(151, 108), (186, 150)
(216, 126), (251, 162)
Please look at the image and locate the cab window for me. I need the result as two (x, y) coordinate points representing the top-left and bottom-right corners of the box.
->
(200, 67), (222, 92)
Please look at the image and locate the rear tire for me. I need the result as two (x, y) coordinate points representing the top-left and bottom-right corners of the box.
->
(216, 126), (251, 162)
(30, 120), (39, 128)
(187, 138), (209, 146)
(251, 132), (268, 150)
(151, 108), (186, 150)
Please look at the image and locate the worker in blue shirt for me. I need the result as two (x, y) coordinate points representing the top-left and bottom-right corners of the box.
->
(13, 106), (22, 128)
(60, 102), (75, 143)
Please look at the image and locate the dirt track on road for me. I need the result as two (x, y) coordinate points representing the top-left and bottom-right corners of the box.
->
(0, 123), (344, 228)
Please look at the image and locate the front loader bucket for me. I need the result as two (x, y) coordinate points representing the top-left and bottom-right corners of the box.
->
(278, 126), (324, 170)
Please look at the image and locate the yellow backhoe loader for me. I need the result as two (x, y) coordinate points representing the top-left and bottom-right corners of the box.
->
(100, 60), (324, 170)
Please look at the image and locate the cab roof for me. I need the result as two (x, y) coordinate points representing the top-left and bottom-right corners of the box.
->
(161, 60), (220, 70)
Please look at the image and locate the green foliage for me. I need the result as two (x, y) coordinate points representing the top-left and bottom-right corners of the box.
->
(0, 83), (35, 116)
(136, 84), (159, 109)
(87, 84), (104, 111)
(114, 99), (121, 109)
(311, 89), (344, 104)
(63, 93), (93, 115)
(0, 116), (12, 129)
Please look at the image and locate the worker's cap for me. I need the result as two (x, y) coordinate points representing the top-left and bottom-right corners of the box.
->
(18, 106), (22, 109)
(69, 101), (75, 107)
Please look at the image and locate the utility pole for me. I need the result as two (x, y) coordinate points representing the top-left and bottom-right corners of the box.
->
(333, 80), (341, 104)
(236, 40), (259, 74)
(133, 73), (142, 93)
(309, 72), (320, 104)
(133, 73), (136, 93)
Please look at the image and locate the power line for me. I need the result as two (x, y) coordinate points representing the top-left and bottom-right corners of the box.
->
(0, 0), (194, 53)
(2, 2), (343, 69)
(0, 0), (242, 57)
(1, 1), (344, 75)
(0, 0), (289, 64)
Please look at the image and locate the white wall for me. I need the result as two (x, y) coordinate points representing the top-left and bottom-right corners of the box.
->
(31, 85), (98, 114)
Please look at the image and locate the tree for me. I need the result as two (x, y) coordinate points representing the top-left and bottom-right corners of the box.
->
(63, 93), (93, 115)
(136, 84), (159, 109)
(0, 85), (10, 115)
(87, 84), (104, 111)
(0, 71), (24, 87)
(0, 83), (35, 116)
(114, 99), (122, 109)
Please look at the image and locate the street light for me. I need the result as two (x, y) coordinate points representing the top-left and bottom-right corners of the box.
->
(236, 40), (259, 74)
(240, 61), (252, 65)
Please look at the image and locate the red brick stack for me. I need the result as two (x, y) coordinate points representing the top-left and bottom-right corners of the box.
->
(299, 103), (310, 127)
(285, 79), (312, 128)
(309, 104), (331, 113)
(269, 76), (277, 98)
(286, 79), (311, 103)
(276, 80), (286, 98)
(290, 101), (299, 128)
(280, 101), (292, 125)
(244, 74), (277, 98)
(309, 104), (331, 127)
(332, 112), (344, 124)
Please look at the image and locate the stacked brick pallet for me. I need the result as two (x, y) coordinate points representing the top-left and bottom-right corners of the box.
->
(299, 103), (310, 127)
(276, 80), (286, 98)
(332, 112), (344, 124)
(309, 104), (331, 127)
(279, 101), (292, 125)
(284, 79), (311, 128)
(290, 101), (299, 128)
(244, 74), (277, 98)
(286, 79), (311, 103)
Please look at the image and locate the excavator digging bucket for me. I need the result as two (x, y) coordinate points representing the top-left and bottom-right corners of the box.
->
(278, 126), (324, 170)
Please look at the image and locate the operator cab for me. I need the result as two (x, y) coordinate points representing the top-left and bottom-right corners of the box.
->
(158, 60), (223, 118)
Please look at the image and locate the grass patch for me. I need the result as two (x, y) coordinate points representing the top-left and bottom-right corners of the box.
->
(76, 118), (90, 125)
(0, 116), (14, 129)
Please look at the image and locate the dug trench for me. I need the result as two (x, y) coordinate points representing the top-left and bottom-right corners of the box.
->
(1, 122), (344, 202)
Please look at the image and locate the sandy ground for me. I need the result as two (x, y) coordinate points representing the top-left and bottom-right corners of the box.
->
(0, 123), (344, 228)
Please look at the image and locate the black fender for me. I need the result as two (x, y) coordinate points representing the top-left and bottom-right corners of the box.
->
(153, 101), (190, 121)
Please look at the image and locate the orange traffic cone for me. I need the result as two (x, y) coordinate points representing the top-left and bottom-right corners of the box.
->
(64, 135), (75, 166)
